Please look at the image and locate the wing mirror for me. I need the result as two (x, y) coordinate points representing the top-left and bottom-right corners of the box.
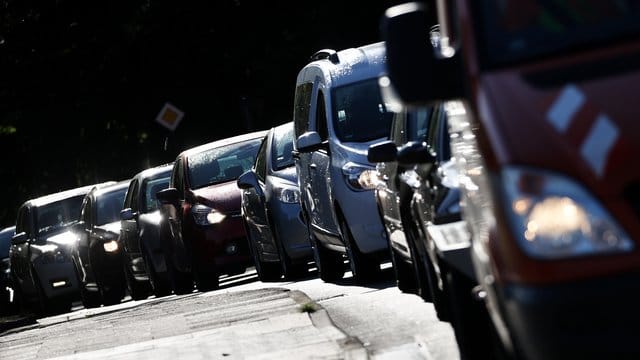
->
(120, 208), (138, 221)
(396, 141), (435, 165)
(368, 140), (398, 163)
(237, 170), (259, 190)
(11, 232), (27, 245)
(296, 131), (327, 153)
(156, 188), (180, 206)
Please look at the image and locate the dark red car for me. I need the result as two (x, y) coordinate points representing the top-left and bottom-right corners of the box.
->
(157, 131), (267, 293)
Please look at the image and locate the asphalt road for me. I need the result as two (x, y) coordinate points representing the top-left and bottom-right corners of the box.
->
(0, 264), (460, 359)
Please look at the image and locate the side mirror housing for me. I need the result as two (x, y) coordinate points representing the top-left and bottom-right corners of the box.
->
(156, 188), (180, 206)
(296, 131), (325, 153)
(237, 170), (259, 190)
(382, 2), (464, 106)
(11, 232), (27, 245)
(368, 141), (398, 163)
(120, 208), (137, 221)
(396, 141), (435, 165)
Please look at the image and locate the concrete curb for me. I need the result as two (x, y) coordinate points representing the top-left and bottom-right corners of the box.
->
(289, 289), (369, 360)
(0, 314), (37, 336)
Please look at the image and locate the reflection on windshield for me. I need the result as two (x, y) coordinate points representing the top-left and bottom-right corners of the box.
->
(96, 188), (127, 226)
(478, 0), (640, 65)
(272, 123), (295, 170)
(331, 78), (394, 143)
(188, 138), (262, 189)
(37, 195), (85, 234)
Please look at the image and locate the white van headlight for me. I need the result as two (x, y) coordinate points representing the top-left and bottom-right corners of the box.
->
(502, 167), (633, 259)
(342, 162), (378, 191)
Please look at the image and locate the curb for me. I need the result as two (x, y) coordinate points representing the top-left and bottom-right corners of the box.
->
(0, 314), (37, 336)
(288, 290), (369, 360)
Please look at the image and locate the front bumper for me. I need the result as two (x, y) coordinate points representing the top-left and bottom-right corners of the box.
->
(189, 214), (251, 273)
(499, 272), (640, 359)
(33, 261), (79, 300)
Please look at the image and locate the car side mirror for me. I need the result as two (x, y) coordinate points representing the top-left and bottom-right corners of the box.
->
(368, 141), (398, 163)
(296, 131), (325, 153)
(120, 208), (137, 221)
(396, 141), (435, 165)
(237, 170), (259, 190)
(156, 187), (180, 206)
(11, 232), (27, 245)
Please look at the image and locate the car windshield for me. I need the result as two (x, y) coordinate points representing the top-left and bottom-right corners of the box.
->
(475, 0), (640, 67)
(0, 228), (14, 258)
(331, 78), (394, 143)
(188, 138), (262, 189)
(271, 124), (295, 170)
(96, 188), (127, 226)
(37, 195), (85, 235)
(142, 176), (170, 213)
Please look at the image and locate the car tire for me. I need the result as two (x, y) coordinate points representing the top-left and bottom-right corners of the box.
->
(165, 253), (193, 295)
(194, 268), (219, 292)
(338, 213), (381, 285)
(390, 246), (418, 294)
(80, 286), (102, 309)
(124, 263), (151, 301)
(143, 250), (171, 297)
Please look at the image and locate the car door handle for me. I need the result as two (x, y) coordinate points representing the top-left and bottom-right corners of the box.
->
(309, 163), (317, 169)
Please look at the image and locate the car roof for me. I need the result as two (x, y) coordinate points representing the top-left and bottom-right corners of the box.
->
(299, 41), (386, 88)
(134, 163), (174, 181)
(92, 179), (131, 198)
(26, 184), (104, 208)
(179, 130), (268, 159)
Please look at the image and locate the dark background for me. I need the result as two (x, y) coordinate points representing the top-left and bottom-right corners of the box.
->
(0, 0), (404, 227)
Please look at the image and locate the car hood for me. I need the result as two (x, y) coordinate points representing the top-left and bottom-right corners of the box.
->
(95, 221), (122, 236)
(32, 229), (79, 254)
(192, 181), (241, 213)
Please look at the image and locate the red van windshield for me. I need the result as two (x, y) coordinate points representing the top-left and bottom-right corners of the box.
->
(474, 0), (640, 67)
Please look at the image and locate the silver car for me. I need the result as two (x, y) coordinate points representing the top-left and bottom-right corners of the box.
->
(292, 42), (394, 284)
(238, 122), (313, 281)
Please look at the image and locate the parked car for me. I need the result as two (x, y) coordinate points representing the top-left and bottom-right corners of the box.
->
(1, 226), (16, 313)
(72, 180), (130, 308)
(10, 184), (100, 314)
(382, 2), (640, 359)
(368, 108), (431, 296)
(157, 130), (268, 293)
(120, 163), (173, 299)
(292, 42), (394, 284)
(237, 122), (313, 281)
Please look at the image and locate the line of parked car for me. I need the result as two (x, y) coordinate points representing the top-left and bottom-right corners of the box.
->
(2, 1), (639, 359)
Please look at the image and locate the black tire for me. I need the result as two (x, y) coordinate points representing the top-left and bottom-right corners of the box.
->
(80, 286), (102, 309)
(143, 250), (171, 297)
(444, 265), (508, 360)
(339, 214), (381, 284)
(124, 263), (150, 301)
(165, 253), (193, 295)
(310, 234), (344, 283)
(194, 268), (219, 292)
(390, 246), (418, 294)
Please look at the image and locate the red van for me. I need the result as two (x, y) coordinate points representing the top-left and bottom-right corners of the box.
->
(383, 1), (640, 359)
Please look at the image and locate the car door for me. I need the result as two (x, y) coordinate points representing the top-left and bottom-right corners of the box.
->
(121, 179), (141, 258)
(163, 158), (190, 270)
(308, 90), (340, 242)
(243, 132), (271, 251)
(76, 196), (94, 283)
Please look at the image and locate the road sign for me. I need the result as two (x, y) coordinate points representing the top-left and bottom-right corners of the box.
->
(156, 102), (184, 131)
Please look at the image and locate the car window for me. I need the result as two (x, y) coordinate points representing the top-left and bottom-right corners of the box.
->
(96, 187), (127, 226)
(123, 179), (137, 210)
(293, 83), (313, 140)
(407, 108), (432, 142)
(142, 176), (170, 213)
(36, 195), (85, 235)
(80, 196), (92, 227)
(271, 123), (295, 170)
(188, 138), (262, 189)
(254, 135), (268, 182)
(315, 92), (329, 141)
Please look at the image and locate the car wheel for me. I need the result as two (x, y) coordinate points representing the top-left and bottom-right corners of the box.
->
(164, 253), (193, 295)
(194, 266), (219, 292)
(80, 285), (102, 309)
(338, 214), (380, 284)
(311, 234), (344, 283)
(124, 263), (151, 301)
(143, 250), (171, 297)
(390, 245), (418, 294)
(101, 280), (125, 306)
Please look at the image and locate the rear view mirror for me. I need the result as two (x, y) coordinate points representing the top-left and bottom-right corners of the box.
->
(120, 208), (137, 221)
(156, 188), (180, 206)
(396, 141), (435, 165)
(368, 141), (398, 163)
(11, 232), (27, 245)
(237, 171), (259, 190)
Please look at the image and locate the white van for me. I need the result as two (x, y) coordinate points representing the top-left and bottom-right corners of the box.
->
(292, 42), (393, 283)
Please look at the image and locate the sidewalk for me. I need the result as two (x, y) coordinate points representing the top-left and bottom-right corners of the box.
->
(0, 288), (368, 359)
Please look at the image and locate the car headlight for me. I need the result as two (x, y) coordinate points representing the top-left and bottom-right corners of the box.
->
(502, 167), (633, 259)
(103, 240), (119, 253)
(192, 204), (226, 225)
(275, 186), (300, 204)
(342, 162), (378, 191)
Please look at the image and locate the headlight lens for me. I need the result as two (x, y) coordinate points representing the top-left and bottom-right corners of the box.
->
(502, 167), (633, 259)
(193, 204), (226, 225)
(342, 162), (378, 191)
(275, 186), (300, 204)
(103, 240), (119, 253)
